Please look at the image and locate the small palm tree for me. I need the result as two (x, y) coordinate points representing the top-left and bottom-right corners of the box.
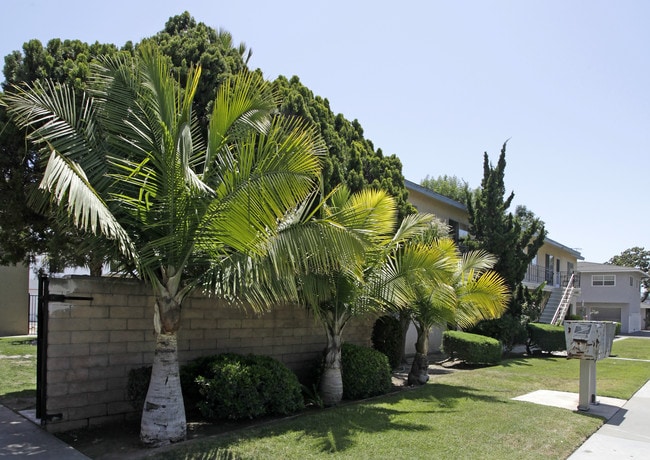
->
(404, 244), (509, 385)
(282, 185), (440, 405)
(2, 45), (337, 446)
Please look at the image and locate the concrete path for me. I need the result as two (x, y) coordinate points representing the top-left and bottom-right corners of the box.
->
(0, 404), (89, 458)
(567, 379), (650, 459)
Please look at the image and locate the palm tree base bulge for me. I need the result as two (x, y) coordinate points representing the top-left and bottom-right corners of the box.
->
(140, 333), (186, 447)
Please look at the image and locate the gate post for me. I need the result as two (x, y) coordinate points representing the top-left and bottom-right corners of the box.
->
(36, 273), (49, 424)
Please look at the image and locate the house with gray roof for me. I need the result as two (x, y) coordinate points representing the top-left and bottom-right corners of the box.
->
(575, 261), (648, 333)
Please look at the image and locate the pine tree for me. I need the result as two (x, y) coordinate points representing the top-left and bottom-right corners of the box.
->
(466, 142), (546, 316)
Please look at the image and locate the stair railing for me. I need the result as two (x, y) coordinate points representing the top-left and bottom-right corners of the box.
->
(551, 273), (575, 326)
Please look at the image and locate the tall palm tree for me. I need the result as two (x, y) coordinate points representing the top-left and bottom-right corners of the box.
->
(404, 244), (509, 385)
(2, 45), (338, 446)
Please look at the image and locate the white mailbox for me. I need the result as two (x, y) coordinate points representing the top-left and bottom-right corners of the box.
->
(563, 320), (617, 411)
(564, 321), (616, 361)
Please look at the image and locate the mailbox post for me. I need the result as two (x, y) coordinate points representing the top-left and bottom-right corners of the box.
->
(564, 321), (616, 411)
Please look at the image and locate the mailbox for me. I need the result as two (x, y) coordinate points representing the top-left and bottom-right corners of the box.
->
(564, 321), (616, 361)
(563, 321), (617, 410)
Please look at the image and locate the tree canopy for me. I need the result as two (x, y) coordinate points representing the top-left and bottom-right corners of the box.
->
(420, 174), (475, 205)
(0, 12), (414, 270)
(274, 75), (414, 220)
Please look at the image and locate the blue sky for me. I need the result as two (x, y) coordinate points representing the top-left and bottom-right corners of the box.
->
(2, 0), (649, 263)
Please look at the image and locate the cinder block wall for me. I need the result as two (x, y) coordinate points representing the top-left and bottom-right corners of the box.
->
(44, 276), (374, 433)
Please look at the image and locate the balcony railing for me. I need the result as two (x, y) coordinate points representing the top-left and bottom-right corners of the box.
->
(523, 263), (580, 288)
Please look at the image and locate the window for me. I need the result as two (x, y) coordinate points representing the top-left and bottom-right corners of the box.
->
(592, 274), (615, 286)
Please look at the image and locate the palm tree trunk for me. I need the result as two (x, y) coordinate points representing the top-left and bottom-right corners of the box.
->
(140, 289), (186, 446)
(319, 319), (344, 406)
(408, 321), (430, 385)
(398, 311), (411, 365)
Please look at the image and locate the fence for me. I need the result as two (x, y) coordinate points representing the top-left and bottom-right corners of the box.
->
(41, 275), (374, 433)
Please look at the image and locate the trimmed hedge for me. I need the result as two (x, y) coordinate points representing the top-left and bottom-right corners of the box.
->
(192, 353), (304, 420)
(371, 315), (403, 369)
(526, 323), (566, 353)
(341, 343), (393, 400)
(442, 331), (502, 365)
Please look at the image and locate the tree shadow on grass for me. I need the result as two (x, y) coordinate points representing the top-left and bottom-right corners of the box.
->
(182, 383), (506, 456)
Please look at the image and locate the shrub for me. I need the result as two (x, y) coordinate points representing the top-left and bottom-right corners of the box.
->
(442, 331), (502, 365)
(615, 322), (622, 335)
(341, 343), (392, 400)
(526, 323), (566, 353)
(469, 315), (527, 351)
(371, 315), (403, 369)
(127, 366), (151, 411)
(180, 355), (215, 407)
(194, 354), (304, 420)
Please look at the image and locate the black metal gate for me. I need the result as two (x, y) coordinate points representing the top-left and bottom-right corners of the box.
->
(36, 273), (48, 423)
(35, 273), (93, 425)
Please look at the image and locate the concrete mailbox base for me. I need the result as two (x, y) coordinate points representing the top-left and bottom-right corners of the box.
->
(578, 359), (598, 411)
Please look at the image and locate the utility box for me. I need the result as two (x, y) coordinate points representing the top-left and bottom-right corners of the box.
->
(563, 321), (617, 411)
(564, 321), (616, 361)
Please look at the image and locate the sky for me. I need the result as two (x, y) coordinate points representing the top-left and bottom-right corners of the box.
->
(2, 0), (649, 263)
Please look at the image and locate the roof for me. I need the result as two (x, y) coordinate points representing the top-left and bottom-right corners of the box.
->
(544, 237), (584, 260)
(404, 179), (467, 212)
(404, 179), (583, 260)
(578, 261), (649, 277)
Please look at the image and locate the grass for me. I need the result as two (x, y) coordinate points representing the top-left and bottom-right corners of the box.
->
(0, 335), (37, 411)
(145, 338), (650, 460)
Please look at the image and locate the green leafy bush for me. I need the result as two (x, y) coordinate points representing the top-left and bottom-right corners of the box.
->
(371, 315), (403, 369)
(127, 366), (151, 411)
(526, 323), (566, 353)
(442, 331), (502, 365)
(193, 354), (304, 420)
(341, 343), (392, 400)
(469, 315), (527, 351)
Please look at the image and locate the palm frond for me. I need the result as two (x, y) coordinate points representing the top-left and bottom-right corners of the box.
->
(40, 149), (136, 260)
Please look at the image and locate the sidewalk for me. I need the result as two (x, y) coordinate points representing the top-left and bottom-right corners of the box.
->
(568, 379), (650, 459)
(0, 404), (89, 458)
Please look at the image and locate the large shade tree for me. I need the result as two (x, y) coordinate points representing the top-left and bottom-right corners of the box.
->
(2, 45), (341, 446)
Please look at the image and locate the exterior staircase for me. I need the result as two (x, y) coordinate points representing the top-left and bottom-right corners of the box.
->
(538, 273), (576, 326)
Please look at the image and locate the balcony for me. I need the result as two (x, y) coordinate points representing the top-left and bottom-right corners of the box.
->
(523, 263), (580, 288)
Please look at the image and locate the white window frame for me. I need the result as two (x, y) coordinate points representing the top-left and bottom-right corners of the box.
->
(592, 274), (616, 286)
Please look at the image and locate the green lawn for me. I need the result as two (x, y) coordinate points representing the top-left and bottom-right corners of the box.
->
(148, 338), (650, 460)
(0, 336), (37, 411)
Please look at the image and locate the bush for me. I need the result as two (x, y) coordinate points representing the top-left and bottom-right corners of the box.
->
(526, 323), (566, 353)
(193, 354), (304, 420)
(566, 314), (583, 321)
(341, 343), (392, 400)
(127, 366), (152, 411)
(469, 315), (527, 351)
(371, 315), (403, 369)
(442, 331), (502, 365)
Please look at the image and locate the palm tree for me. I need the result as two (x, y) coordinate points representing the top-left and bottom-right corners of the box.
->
(282, 185), (439, 406)
(404, 244), (509, 385)
(2, 45), (335, 446)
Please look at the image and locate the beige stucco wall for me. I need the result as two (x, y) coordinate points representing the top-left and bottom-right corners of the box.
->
(407, 187), (468, 228)
(43, 276), (374, 433)
(0, 264), (29, 336)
